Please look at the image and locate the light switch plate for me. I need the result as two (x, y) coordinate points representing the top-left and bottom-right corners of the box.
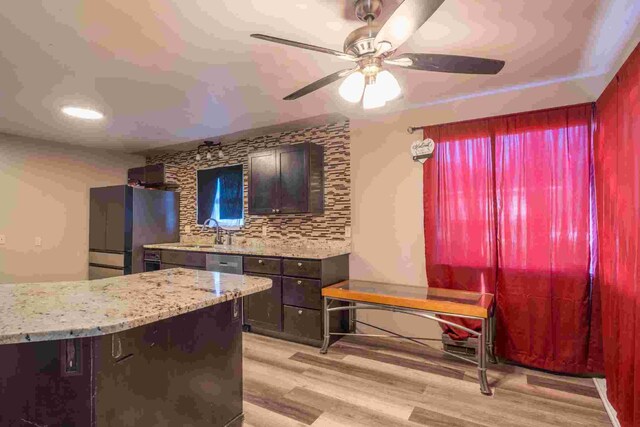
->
(345, 226), (351, 238)
(0, 235), (5, 244)
(35, 237), (42, 247)
(262, 224), (267, 237)
(185, 225), (191, 234)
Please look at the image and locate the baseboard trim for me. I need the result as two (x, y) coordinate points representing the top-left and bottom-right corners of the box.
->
(593, 378), (620, 427)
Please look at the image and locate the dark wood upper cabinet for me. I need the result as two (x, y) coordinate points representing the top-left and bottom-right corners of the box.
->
(127, 163), (166, 186)
(248, 149), (279, 215)
(248, 143), (324, 215)
(278, 144), (308, 213)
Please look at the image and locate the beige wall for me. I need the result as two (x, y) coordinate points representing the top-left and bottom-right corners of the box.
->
(0, 133), (143, 284)
(349, 75), (605, 339)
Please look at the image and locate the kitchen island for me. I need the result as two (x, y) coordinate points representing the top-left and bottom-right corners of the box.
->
(0, 268), (271, 426)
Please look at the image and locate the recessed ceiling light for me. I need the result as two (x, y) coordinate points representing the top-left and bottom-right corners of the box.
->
(61, 106), (104, 120)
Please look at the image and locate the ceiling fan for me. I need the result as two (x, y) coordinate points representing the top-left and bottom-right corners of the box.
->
(251, 0), (505, 109)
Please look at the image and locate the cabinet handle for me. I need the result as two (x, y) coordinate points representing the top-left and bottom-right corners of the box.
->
(298, 310), (303, 315)
(258, 259), (263, 264)
(297, 262), (303, 267)
(271, 209), (276, 213)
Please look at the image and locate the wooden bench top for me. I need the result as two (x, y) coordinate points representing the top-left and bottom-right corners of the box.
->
(322, 280), (493, 319)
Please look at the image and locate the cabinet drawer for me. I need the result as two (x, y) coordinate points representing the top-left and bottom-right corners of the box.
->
(283, 277), (322, 310)
(160, 250), (206, 268)
(244, 256), (281, 275)
(283, 259), (321, 279)
(283, 306), (322, 341)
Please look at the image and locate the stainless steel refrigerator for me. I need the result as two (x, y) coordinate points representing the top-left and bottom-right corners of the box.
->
(88, 185), (179, 279)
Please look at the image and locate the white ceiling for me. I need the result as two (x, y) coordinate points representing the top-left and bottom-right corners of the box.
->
(0, 0), (638, 152)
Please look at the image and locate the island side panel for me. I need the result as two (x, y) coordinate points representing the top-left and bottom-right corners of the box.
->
(0, 338), (95, 426)
(94, 300), (243, 426)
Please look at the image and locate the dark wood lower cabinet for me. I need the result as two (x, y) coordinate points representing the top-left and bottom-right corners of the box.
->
(283, 305), (323, 341)
(0, 302), (243, 426)
(283, 305), (348, 342)
(160, 250), (206, 269)
(243, 254), (349, 347)
(283, 276), (322, 309)
(143, 249), (349, 347)
(243, 274), (282, 332)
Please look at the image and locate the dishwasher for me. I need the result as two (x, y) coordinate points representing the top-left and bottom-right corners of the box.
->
(205, 254), (243, 274)
(206, 254), (244, 323)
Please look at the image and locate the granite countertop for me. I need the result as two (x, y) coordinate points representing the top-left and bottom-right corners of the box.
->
(143, 243), (351, 259)
(0, 269), (271, 345)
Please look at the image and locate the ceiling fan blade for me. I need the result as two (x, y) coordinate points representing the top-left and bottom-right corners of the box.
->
(374, 0), (445, 54)
(385, 53), (505, 74)
(283, 68), (356, 100)
(251, 34), (357, 61)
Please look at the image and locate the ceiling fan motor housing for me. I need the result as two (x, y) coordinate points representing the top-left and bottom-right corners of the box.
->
(355, 0), (383, 22)
(344, 23), (381, 56)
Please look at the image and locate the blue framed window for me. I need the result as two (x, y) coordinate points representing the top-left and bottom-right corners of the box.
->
(197, 165), (244, 228)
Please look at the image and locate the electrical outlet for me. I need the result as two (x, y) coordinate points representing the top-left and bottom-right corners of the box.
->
(35, 237), (42, 247)
(262, 224), (267, 237)
(0, 235), (5, 244)
(345, 226), (351, 238)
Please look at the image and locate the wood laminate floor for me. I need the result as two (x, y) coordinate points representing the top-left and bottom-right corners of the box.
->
(241, 333), (611, 427)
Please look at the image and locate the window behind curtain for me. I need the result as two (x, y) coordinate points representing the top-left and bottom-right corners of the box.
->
(423, 104), (600, 373)
(197, 165), (244, 228)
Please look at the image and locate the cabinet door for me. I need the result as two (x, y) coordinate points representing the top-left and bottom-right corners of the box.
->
(90, 186), (127, 252)
(103, 186), (127, 252)
(89, 188), (107, 251)
(127, 166), (145, 184)
(144, 163), (165, 185)
(248, 149), (279, 215)
(277, 144), (309, 213)
(243, 274), (282, 331)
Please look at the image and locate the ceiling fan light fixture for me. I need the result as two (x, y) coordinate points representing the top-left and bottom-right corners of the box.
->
(339, 71), (365, 103)
(376, 70), (401, 101)
(251, 0), (505, 107)
(362, 81), (386, 109)
(389, 16), (412, 41)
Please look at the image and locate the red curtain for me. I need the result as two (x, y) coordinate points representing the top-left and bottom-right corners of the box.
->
(423, 120), (496, 339)
(594, 43), (640, 427)
(423, 104), (602, 373)
(493, 105), (594, 373)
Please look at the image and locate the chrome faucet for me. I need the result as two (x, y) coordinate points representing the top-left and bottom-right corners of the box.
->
(201, 218), (225, 245)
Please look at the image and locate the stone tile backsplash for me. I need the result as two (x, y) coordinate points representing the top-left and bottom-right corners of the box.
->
(146, 120), (351, 243)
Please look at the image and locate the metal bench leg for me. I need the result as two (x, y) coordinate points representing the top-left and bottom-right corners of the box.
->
(478, 318), (492, 395)
(349, 301), (357, 333)
(487, 312), (497, 363)
(320, 297), (330, 354)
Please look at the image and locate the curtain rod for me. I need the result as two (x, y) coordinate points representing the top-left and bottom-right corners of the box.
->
(406, 102), (594, 135)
